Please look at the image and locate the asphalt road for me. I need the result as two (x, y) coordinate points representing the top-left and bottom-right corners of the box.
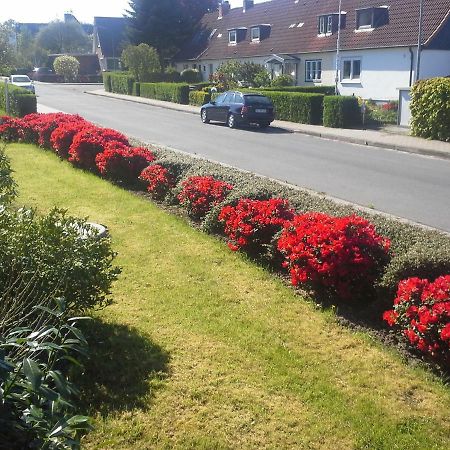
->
(35, 83), (450, 232)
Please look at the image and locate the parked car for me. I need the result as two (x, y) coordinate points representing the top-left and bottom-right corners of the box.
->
(201, 91), (275, 129)
(31, 67), (62, 82)
(9, 75), (35, 93)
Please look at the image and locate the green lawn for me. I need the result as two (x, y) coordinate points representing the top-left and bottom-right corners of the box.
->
(6, 143), (450, 450)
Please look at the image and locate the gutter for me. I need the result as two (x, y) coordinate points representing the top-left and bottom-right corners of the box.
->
(409, 47), (414, 86)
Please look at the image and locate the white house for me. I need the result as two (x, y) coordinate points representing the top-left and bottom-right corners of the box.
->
(175, 0), (450, 101)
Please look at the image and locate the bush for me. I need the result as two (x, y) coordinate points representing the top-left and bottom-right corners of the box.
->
(103, 72), (112, 92)
(383, 275), (450, 365)
(244, 90), (324, 124)
(95, 141), (155, 185)
(0, 207), (120, 312)
(139, 82), (190, 104)
(50, 118), (89, 159)
(121, 43), (161, 82)
(53, 55), (80, 82)
(180, 68), (202, 83)
(109, 72), (135, 95)
(410, 77), (450, 142)
(139, 164), (177, 200)
(277, 213), (391, 299)
(0, 143), (17, 204)
(189, 90), (211, 106)
(178, 176), (233, 219)
(323, 95), (361, 128)
(68, 126), (129, 170)
(0, 115), (22, 141)
(271, 74), (294, 87)
(0, 83), (37, 117)
(219, 198), (294, 256)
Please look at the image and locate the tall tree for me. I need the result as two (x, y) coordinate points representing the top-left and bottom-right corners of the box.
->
(126, 0), (218, 61)
(0, 21), (17, 74)
(35, 20), (91, 54)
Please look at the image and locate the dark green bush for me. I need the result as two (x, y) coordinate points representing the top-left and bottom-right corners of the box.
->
(260, 86), (336, 95)
(140, 82), (190, 104)
(243, 90), (324, 125)
(0, 144), (17, 205)
(133, 82), (140, 96)
(103, 72), (112, 92)
(410, 77), (450, 142)
(189, 90), (211, 106)
(109, 72), (135, 95)
(323, 96), (361, 128)
(0, 207), (120, 312)
(180, 69), (202, 83)
(0, 83), (37, 117)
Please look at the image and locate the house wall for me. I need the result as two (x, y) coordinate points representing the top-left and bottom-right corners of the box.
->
(420, 50), (450, 79)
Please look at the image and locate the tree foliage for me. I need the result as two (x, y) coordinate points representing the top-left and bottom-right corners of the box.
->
(126, 0), (218, 60)
(0, 21), (17, 74)
(211, 60), (270, 89)
(35, 20), (90, 54)
(121, 43), (161, 81)
(53, 55), (80, 82)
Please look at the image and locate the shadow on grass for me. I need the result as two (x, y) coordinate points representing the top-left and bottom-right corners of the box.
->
(77, 318), (169, 416)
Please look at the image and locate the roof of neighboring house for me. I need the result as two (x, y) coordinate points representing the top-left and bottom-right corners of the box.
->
(16, 14), (93, 36)
(94, 17), (127, 58)
(176, 0), (450, 61)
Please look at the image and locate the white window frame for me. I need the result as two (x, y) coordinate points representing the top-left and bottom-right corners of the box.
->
(319, 16), (326, 34)
(327, 15), (333, 33)
(251, 26), (260, 41)
(341, 59), (361, 81)
(356, 9), (374, 29)
(228, 29), (237, 44)
(305, 60), (322, 82)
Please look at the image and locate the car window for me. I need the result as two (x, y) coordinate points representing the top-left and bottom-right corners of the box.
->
(244, 95), (273, 106)
(235, 93), (244, 103)
(12, 76), (31, 83)
(224, 93), (235, 103)
(215, 93), (226, 104)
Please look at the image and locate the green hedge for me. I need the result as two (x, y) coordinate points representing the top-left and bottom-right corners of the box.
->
(139, 82), (190, 104)
(109, 72), (135, 95)
(0, 83), (37, 117)
(323, 96), (361, 128)
(244, 90), (324, 125)
(260, 86), (335, 95)
(102, 72), (112, 92)
(410, 77), (450, 142)
(189, 91), (211, 106)
(133, 82), (140, 97)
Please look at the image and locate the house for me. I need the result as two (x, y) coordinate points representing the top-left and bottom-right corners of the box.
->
(174, 0), (450, 100)
(93, 17), (128, 71)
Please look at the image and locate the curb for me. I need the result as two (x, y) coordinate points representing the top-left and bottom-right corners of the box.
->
(85, 89), (450, 160)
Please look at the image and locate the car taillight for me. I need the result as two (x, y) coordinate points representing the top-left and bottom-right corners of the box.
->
(241, 106), (249, 114)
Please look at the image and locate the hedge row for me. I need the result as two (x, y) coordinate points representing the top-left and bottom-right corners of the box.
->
(0, 83), (37, 117)
(140, 82), (190, 104)
(411, 77), (450, 142)
(189, 90), (211, 106)
(260, 85), (336, 95)
(323, 96), (361, 128)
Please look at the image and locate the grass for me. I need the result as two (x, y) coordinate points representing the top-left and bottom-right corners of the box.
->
(6, 143), (450, 450)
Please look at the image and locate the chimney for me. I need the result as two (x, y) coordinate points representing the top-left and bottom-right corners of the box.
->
(243, 0), (254, 13)
(218, 1), (231, 19)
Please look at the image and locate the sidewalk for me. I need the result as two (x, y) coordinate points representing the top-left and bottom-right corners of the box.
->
(87, 89), (450, 160)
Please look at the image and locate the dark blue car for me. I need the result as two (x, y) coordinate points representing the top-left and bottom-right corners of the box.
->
(200, 91), (275, 129)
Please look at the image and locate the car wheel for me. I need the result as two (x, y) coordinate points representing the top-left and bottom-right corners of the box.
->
(227, 113), (236, 129)
(201, 109), (210, 124)
(259, 122), (270, 129)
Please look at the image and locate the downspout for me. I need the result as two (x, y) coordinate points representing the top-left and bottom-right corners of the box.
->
(408, 47), (414, 86)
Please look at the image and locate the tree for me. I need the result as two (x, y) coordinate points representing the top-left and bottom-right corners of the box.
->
(36, 21), (90, 54)
(0, 21), (17, 74)
(53, 55), (80, 82)
(121, 43), (161, 81)
(126, 0), (218, 60)
(212, 61), (269, 88)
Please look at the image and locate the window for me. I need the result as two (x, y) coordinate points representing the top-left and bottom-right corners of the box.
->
(224, 92), (235, 103)
(235, 93), (244, 103)
(327, 15), (333, 33)
(357, 9), (373, 29)
(228, 30), (237, 44)
(319, 16), (326, 34)
(305, 60), (322, 82)
(215, 93), (227, 104)
(251, 27), (260, 41)
(342, 59), (361, 81)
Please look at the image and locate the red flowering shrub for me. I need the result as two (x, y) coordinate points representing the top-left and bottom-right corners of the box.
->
(50, 120), (89, 159)
(178, 176), (233, 219)
(0, 116), (23, 141)
(68, 127), (129, 170)
(95, 142), (155, 184)
(383, 275), (450, 365)
(277, 213), (391, 299)
(219, 198), (294, 253)
(139, 164), (176, 200)
(34, 113), (85, 149)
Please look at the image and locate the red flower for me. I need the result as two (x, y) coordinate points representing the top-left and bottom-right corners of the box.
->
(139, 164), (176, 200)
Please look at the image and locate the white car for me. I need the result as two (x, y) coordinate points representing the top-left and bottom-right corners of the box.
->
(9, 75), (35, 94)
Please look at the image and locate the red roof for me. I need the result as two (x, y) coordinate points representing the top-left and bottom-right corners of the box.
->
(176, 0), (450, 61)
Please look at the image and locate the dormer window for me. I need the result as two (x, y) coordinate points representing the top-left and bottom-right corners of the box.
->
(319, 16), (326, 34)
(327, 15), (333, 33)
(251, 26), (260, 41)
(318, 13), (345, 35)
(229, 29), (237, 44)
(356, 7), (389, 30)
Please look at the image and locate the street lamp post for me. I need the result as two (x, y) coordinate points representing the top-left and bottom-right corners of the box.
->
(334, 0), (343, 95)
(415, 0), (424, 82)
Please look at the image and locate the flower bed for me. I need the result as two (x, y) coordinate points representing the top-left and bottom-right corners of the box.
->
(140, 164), (176, 200)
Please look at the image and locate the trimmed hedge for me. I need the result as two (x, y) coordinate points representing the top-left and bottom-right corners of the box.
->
(243, 90), (324, 125)
(133, 82), (140, 97)
(140, 82), (190, 104)
(0, 83), (37, 117)
(410, 77), (450, 142)
(260, 86), (335, 95)
(109, 72), (135, 95)
(323, 96), (361, 128)
(102, 72), (112, 92)
(189, 90), (211, 106)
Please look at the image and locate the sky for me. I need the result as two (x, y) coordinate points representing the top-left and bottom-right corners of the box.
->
(0, 0), (264, 24)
